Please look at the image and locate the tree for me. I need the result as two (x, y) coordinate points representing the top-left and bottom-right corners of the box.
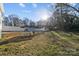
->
(23, 17), (29, 26)
(3, 16), (9, 26)
(47, 3), (79, 31)
(29, 20), (35, 27)
(8, 14), (24, 27)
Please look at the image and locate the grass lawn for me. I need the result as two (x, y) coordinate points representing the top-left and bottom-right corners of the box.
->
(0, 31), (79, 56)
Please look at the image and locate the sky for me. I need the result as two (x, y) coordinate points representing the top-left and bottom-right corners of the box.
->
(3, 3), (78, 22)
(4, 3), (53, 22)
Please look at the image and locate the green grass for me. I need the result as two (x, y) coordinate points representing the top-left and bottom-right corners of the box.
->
(0, 31), (79, 56)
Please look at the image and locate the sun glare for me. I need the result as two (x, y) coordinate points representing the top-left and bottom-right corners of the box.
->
(42, 14), (49, 20)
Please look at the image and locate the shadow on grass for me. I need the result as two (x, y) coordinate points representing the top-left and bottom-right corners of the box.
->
(0, 33), (42, 45)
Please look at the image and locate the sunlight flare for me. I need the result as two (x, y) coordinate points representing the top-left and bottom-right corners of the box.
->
(42, 14), (49, 20)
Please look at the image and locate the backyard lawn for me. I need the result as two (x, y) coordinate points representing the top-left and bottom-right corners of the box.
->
(0, 31), (79, 56)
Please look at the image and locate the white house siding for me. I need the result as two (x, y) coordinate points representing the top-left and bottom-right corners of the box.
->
(0, 4), (4, 38)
